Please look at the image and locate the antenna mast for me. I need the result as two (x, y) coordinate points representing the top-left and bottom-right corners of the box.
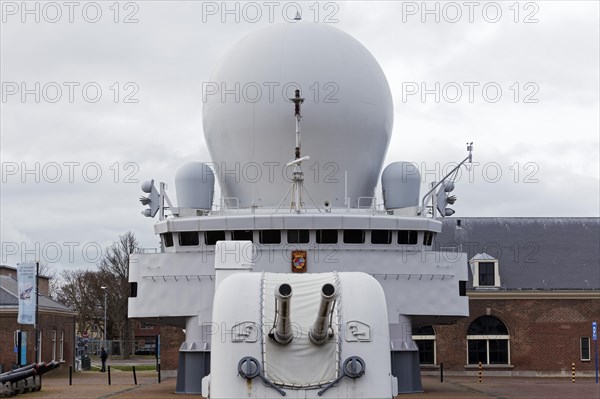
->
(290, 89), (306, 212)
(292, 89), (304, 160)
(275, 89), (321, 214)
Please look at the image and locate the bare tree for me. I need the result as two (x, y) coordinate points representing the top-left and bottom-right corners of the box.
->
(37, 263), (60, 300)
(98, 231), (139, 358)
(55, 269), (105, 336)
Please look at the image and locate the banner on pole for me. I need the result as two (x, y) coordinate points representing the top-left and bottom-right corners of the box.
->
(17, 262), (37, 325)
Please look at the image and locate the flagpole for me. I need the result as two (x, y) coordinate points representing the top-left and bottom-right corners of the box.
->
(35, 261), (39, 364)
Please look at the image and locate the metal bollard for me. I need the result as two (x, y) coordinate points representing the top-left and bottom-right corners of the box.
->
(440, 362), (444, 383)
(108, 366), (111, 386)
(572, 362), (575, 383)
(158, 363), (161, 383)
(69, 366), (72, 386)
(478, 361), (482, 383)
(133, 366), (137, 385)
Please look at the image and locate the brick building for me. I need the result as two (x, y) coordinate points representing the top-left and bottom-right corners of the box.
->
(0, 265), (76, 372)
(141, 218), (599, 377)
(414, 218), (599, 376)
(131, 321), (184, 375)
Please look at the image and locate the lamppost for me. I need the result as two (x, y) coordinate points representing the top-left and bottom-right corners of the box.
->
(101, 286), (107, 351)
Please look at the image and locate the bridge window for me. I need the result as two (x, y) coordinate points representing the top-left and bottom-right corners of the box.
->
(371, 230), (392, 244)
(343, 230), (365, 244)
(162, 233), (173, 247)
(205, 231), (225, 245)
(398, 230), (418, 245)
(467, 316), (510, 365)
(179, 232), (199, 246)
(423, 231), (434, 246)
(316, 229), (338, 244)
(287, 230), (310, 244)
(232, 230), (253, 242)
(129, 282), (138, 297)
(259, 230), (281, 244)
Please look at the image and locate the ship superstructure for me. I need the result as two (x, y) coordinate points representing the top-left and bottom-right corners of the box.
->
(129, 21), (472, 398)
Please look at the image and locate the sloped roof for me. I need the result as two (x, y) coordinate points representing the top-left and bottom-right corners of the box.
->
(437, 217), (600, 290)
(0, 275), (75, 314)
(0, 285), (19, 306)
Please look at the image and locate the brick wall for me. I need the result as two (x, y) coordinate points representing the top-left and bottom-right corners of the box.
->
(147, 296), (599, 375)
(158, 326), (185, 371)
(0, 312), (75, 372)
(434, 296), (599, 373)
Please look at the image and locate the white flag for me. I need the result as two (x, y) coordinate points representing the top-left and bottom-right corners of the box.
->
(17, 263), (37, 325)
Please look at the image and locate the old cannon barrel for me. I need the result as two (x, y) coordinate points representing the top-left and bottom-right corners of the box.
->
(271, 283), (293, 345)
(0, 368), (36, 384)
(309, 283), (337, 345)
(1, 363), (36, 376)
(35, 361), (61, 376)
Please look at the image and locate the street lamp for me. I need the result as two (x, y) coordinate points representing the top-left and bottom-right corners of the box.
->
(101, 286), (107, 351)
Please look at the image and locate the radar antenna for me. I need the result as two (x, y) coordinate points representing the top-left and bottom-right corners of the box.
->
(275, 89), (321, 214)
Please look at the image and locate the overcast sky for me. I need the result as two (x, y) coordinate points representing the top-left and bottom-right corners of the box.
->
(1, 1), (598, 272)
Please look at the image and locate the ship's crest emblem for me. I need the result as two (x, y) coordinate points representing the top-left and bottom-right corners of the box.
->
(291, 250), (307, 273)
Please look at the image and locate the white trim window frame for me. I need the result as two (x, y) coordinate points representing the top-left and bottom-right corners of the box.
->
(52, 330), (57, 361)
(59, 331), (65, 361)
(467, 334), (511, 365)
(413, 334), (437, 365)
(470, 258), (501, 288)
(580, 337), (591, 361)
(37, 331), (43, 363)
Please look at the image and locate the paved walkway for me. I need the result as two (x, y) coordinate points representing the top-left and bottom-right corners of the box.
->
(22, 372), (600, 398)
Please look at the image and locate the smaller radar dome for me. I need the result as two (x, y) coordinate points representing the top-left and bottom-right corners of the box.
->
(175, 162), (215, 210)
(382, 162), (421, 210)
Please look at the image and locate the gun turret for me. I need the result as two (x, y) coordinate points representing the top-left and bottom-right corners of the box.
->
(270, 283), (293, 345)
(309, 283), (337, 345)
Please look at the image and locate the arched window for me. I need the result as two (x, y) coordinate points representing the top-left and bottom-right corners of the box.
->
(467, 316), (510, 365)
(412, 325), (436, 365)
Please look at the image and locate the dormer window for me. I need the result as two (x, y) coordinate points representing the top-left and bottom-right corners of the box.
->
(470, 253), (500, 288)
(478, 262), (495, 286)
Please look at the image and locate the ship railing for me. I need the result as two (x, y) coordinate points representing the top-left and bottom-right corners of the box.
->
(209, 202), (389, 215)
(371, 273), (455, 281)
(439, 246), (461, 253)
(220, 196), (240, 210)
(142, 274), (215, 282)
(137, 247), (160, 254)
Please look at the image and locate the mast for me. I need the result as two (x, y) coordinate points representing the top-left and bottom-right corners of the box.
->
(289, 89), (308, 213)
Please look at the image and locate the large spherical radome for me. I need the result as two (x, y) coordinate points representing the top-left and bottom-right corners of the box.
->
(203, 22), (393, 208)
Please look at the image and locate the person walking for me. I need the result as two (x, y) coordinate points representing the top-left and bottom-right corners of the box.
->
(100, 347), (108, 372)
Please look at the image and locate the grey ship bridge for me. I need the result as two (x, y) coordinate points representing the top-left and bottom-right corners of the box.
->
(129, 21), (472, 398)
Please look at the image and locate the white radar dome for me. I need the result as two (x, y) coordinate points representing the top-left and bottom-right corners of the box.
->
(203, 22), (393, 208)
